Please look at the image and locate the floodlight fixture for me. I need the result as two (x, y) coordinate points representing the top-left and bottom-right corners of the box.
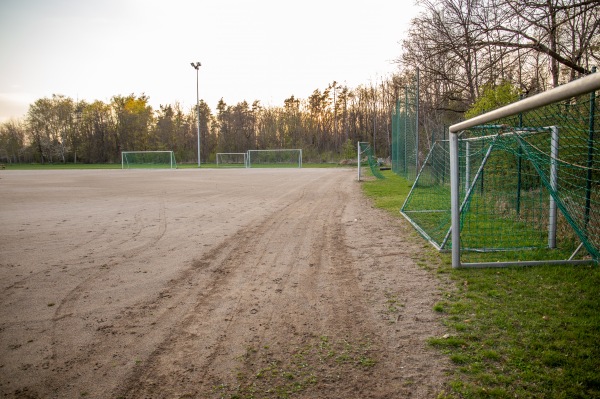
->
(190, 61), (202, 166)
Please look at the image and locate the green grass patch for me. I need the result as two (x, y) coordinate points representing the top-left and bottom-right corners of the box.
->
(216, 335), (376, 399)
(3, 163), (122, 170)
(433, 265), (600, 398)
(2, 162), (353, 170)
(361, 170), (413, 213)
(361, 172), (600, 398)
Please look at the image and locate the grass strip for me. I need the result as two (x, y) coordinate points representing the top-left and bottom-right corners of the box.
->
(362, 170), (600, 398)
(2, 163), (122, 170)
(1, 162), (352, 170)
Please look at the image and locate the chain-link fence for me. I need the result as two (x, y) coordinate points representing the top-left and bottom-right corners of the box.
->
(391, 76), (419, 181)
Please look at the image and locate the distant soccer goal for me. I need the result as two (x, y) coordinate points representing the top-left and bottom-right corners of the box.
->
(216, 152), (248, 168)
(246, 149), (302, 168)
(121, 151), (177, 169)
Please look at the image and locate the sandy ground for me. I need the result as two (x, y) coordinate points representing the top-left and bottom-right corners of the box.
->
(0, 168), (449, 398)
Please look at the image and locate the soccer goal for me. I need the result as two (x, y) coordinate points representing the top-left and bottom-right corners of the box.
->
(246, 149), (302, 168)
(401, 73), (600, 268)
(357, 141), (384, 181)
(121, 151), (177, 169)
(444, 72), (600, 268)
(402, 128), (557, 254)
(216, 152), (248, 168)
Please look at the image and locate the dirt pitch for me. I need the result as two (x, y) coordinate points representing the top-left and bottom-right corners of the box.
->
(0, 168), (449, 398)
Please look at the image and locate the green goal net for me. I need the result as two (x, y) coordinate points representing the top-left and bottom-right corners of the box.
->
(402, 81), (598, 265)
(121, 151), (177, 169)
(246, 149), (302, 168)
(391, 75), (419, 181)
(358, 142), (385, 181)
(216, 152), (248, 168)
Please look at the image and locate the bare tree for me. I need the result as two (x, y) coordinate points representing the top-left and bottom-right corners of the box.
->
(474, 0), (599, 86)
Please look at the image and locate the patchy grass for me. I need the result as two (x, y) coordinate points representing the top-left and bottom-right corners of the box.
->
(362, 170), (600, 398)
(360, 171), (413, 214)
(433, 264), (600, 398)
(3, 163), (121, 170)
(215, 335), (377, 399)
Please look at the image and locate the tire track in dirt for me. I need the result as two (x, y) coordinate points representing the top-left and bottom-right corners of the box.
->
(2, 170), (449, 398)
(247, 179), (393, 398)
(0, 197), (169, 339)
(117, 173), (415, 398)
(52, 198), (167, 319)
(1, 196), (137, 296)
(1, 191), (174, 323)
(341, 187), (451, 398)
(0, 197), (172, 399)
(116, 186), (326, 398)
(42, 198), (169, 393)
(35, 173), (331, 398)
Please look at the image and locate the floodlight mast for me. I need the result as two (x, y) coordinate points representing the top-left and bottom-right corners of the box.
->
(190, 61), (202, 167)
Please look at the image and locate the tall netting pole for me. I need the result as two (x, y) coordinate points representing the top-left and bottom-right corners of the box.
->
(390, 73), (419, 181)
(391, 99), (400, 174)
(357, 141), (361, 181)
(415, 68), (420, 173)
(585, 67), (597, 232)
(404, 88), (408, 176)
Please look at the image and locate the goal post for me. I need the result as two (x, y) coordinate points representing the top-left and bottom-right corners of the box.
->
(216, 152), (248, 168)
(246, 149), (302, 168)
(357, 141), (385, 181)
(121, 151), (177, 169)
(447, 72), (600, 268)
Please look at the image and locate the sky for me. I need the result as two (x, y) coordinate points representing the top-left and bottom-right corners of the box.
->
(0, 0), (421, 122)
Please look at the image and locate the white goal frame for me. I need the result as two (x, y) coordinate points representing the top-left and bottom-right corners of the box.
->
(121, 151), (176, 169)
(246, 149), (303, 168)
(216, 152), (249, 167)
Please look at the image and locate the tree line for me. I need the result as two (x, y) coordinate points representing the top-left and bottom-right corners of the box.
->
(1, 0), (597, 165)
(0, 83), (395, 164)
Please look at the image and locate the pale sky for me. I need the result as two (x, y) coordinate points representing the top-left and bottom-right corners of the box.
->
(0, 0), (420, 122)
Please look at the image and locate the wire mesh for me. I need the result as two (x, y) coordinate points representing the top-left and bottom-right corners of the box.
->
(402, 90), (598, 263)
(391, 79), (419, 181)
(359, 142), (385, 180)
(121, 151), (177, 169)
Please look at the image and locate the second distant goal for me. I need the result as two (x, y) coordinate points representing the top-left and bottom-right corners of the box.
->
(216, 149), (303, 168)
(246, 149), (302, 168)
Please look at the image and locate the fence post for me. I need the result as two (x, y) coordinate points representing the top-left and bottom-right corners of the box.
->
(404, 87), (408, 175)
(357, 141), (361, 181)
(415, 68), (420, 173)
